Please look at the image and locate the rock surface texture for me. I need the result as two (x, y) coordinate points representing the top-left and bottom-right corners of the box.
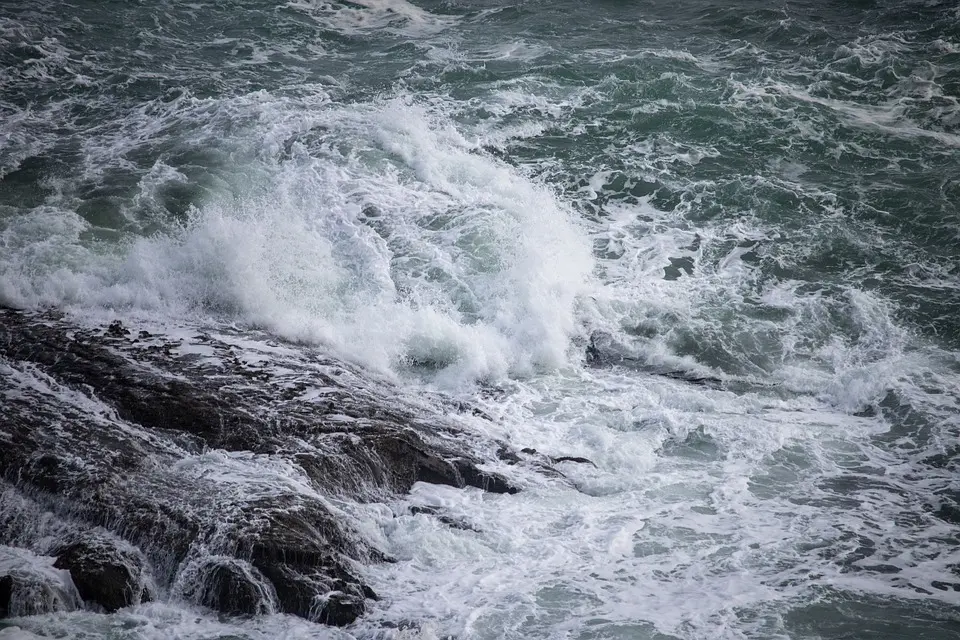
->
(0, 308), (524, 625)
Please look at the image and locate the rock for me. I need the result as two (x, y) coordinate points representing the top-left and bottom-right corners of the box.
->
(585, 330), (722, 387)
(496, 446), (522, 464)
(249, 562), (371, 625)
(0, 546), (80, 617)
(231, 495), (380, 622)
(453, 459), (518, 494)
(366, 434), (519, 495)
(1, 575), (12, 616)
(105, 320), (129, 338)
(409, 506), (480, 532)
(0, 307), (528, 626)
(52, 534), (153, 612)
(319, 591), (366, 626)
(550, 456), (597, 467)
(180, 557), (275, 616)
(239, 495), (382, 568)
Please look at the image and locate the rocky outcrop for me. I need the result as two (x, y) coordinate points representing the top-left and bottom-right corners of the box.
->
(0, 308), (523, 625)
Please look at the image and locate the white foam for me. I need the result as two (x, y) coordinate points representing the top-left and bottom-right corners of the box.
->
(351, 352), (960, 638)
(3, 5), (960, 637)
(1, 93), (594, 385)
(287, 0), (457, 37)
(0, 628), (45, 640)
(3, 602), (352, 640)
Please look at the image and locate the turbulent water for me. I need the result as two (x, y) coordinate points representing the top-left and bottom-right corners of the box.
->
(2, 0), (960, 638)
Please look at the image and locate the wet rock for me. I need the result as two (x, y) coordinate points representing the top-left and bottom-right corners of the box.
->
(239, 495), (381, 568)
(181, 558), (275, 616)
(320, 590), (366, 626)
(52, 533), (153, 612)
(410, 506), (480, 532)
(550, 456), (596, 467)
(106, 320), (130, 338)
(229, 495), (381, 622)
(0, 546), (81, 617)
(453, 459), (518, 494)
(496, 446), (521, 464)
(252, 563), (370, 625)
(0, 307), (527, 626)
(585, 330), (722, 387)
(366, 434), (519, 495)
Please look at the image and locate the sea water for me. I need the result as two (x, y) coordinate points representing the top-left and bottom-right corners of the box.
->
(1, 0), (959, 638)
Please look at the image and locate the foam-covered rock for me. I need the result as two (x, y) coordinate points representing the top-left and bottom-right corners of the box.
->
(0, 546), (80, 618)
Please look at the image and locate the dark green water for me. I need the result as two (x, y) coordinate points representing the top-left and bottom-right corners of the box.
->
(2, 1), (959, 638)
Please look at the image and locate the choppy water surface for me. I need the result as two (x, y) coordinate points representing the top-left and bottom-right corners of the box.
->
(2, 0), (960, 638)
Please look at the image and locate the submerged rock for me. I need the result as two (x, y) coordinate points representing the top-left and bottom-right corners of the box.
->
(409, 505), (480, 532)
(550, 456), (596, 467)
(0, 307), (526, 624)
(585, 330), (723, 387)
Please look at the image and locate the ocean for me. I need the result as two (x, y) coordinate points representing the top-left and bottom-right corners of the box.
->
(1, 0), (959, 638)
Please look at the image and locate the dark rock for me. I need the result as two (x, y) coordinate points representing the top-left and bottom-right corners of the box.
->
(238, 496), (380, 569)
(658, 370), (723, 388)
(453, 459), (518, 494)
(496, 446), (521, 464)
(585, 330), (722, 387)
(366, 434), (519, 495)
(410, 506), (480, 532)
(254, 563), (369, 625)
(52, 534), (152, 612)
(0, 575), (9, 616)
(0, 571), (79, 617)
(320, 590), (366, 626)
(182, 558), (274, 616)
(0, 546), (81, 617)
(230, 495), (381, 622)
(550, 456), (597, 467)
(106, 320), (130, 338)
(585, 333), (605, 365)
